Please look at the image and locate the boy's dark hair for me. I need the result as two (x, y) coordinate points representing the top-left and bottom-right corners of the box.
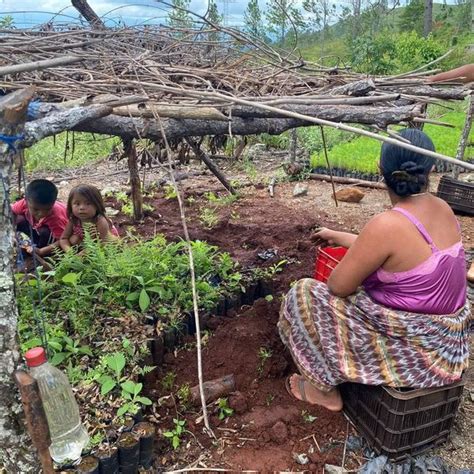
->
(25, 179), (58, 205)
(67, 185), (106, 220)
(380, 128), (436, 197)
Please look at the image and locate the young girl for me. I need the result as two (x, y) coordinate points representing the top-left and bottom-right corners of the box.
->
(60, 185), (119, 252)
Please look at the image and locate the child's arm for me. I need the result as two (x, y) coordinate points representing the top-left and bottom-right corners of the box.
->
(96, 216), (118, 243)
(59, 221), (74, 252)
(35, 241), (60, 257)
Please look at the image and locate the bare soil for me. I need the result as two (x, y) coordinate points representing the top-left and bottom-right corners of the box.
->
(37, 157), (473, 471)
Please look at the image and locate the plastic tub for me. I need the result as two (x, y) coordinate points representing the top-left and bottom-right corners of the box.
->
(314, 246), (348, 283)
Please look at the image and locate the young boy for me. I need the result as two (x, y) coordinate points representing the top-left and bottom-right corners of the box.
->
(12, 179), (68, 257)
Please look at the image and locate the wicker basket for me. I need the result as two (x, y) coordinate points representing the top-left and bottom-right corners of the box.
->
(436, 175), (474, 215)
(340, 378), (465, 462)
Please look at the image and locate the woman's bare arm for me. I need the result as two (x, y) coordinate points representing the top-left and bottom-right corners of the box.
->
(328, 214), (394, 297)
(428, 64), (474, 84)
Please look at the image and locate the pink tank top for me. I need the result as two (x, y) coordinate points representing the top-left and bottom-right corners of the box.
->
(363, 207), (466, 314)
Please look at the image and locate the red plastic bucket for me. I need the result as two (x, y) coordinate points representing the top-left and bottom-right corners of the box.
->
(314, 246), (348, 283)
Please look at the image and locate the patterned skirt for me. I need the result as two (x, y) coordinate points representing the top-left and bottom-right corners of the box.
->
(278, 278), (471, 392)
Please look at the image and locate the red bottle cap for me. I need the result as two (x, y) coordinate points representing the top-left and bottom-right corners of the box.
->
(25, 347), (47, 367)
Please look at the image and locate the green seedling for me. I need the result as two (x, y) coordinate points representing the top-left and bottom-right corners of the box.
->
(49, 336), (93, 366)
(177, 383), (191, 409)
(161, 371), (177, 391)
(217, 398), (234, 420)
(164, 185), (177, 200)
(117, 381), (152, 417)
(199, 207), (219, 229)
(301, 409), (317, 423)
(257, 346), (273, 375)
(266, 393), (275, 406)
(97, 352), (126, 395)
(126, 275), (162, 312)
(163, 418), (186, 449)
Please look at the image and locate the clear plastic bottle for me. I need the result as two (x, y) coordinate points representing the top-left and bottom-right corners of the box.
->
(25, 347), (89, 463)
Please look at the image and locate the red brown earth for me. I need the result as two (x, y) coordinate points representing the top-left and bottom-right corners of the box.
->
(47, 160), (473, 471)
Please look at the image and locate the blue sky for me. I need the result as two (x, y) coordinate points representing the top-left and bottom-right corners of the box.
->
(0, 0), (268, 28)
(0, 1), (460, 29)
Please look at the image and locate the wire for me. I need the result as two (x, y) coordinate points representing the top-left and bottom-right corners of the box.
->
(17, 152), (49, 354)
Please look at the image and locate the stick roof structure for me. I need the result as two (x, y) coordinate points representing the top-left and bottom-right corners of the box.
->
(0, 23), (471, 169)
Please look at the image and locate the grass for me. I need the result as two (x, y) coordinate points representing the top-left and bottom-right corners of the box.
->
(310, 107), (471, 174)
(25, 132), (120, 172)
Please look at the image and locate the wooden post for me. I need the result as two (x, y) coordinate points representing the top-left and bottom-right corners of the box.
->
(185, 138), (236, 195)
(14, 371), (55, 474)
(0, 87), (39, 472)
(289, 128), (297, 163)
(123, 138), (144, 221)
(452, 95), (473, 180)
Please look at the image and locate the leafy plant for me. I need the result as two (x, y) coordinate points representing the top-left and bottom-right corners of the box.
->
(163, 418), (186, 449)
(199, 207), (219, 229)
(126, 275), (162, 312)
(164, 185), (177, 199)
(177, 383), (191, 409)
(121, 201), (154, 217)
(204, 191), (239, 206)
(98, 352), (126, 395)
(217, 398), (234, 420)
(302, 410), (317, 423)
(117, 381), (152, 417)
(161, 371), (177, 391)
(49, 336), (93, 366)
(257, 346), (273, 375)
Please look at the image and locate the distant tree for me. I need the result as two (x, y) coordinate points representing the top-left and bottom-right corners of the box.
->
(168, 0), (193, 30)
(423, 0), (433, 37)
(205, 0), (223, 42)
(399, 0), (424, 35)
(302, 0), (336, 56)
(244, 0), (267, 40)
(0, 15), (14, 28)
(266, 0), (306, 46)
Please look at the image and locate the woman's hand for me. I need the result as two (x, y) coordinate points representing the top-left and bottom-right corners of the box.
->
(311, 227), (340, 246)
(311, 228), (358, 248)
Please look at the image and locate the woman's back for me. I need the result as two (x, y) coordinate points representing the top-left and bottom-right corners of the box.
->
(364, 195), (466, 314)
(379, 195), (461, 273)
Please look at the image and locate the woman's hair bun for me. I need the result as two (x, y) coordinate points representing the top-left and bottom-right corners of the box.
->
(380, 129), (435, 197)
(399, 161), (425, 175)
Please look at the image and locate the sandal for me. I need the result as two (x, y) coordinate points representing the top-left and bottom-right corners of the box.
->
(285, 374), (307, 403)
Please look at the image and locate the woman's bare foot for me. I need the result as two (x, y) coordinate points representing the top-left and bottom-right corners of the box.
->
(287, 374), (343, 412)
(468, 261), (474, 283)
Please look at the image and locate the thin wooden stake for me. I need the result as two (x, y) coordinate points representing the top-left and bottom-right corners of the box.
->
(452, 95), (473, 180)
(155, 119), (215, 439)
(123, 138), (143, 221)
(320, 126), (338, 207)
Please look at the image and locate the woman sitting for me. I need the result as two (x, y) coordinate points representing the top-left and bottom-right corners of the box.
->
(279, 128), (470, 412)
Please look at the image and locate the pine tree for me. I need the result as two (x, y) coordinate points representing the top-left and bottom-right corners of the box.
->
(399, 0), (424, 35)
(205, 0), (223, 42)
(302, 0), (335, 55)
(168, 0), (193, 30)
(244, 0), (266, 40)
(266, 0), (305, 46)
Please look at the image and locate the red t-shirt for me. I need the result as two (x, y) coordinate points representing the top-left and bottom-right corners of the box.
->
(12, 198), (68, 239)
